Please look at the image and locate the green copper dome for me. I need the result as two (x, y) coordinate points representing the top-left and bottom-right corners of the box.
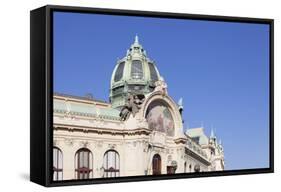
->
(110, 35), (161, 108)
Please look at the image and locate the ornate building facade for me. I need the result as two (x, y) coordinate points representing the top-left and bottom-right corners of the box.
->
(53, 36), (224, 181)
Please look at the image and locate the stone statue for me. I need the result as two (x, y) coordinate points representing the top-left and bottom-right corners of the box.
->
(119, 94), (145, 121)
(154, 76), (168, 96)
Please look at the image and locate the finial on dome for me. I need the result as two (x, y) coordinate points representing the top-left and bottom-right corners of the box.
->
(178, 97), (184, 116)
(178, 97), (183, 107)
(210, 128), (215, 138)
(134, 34), (139, 44)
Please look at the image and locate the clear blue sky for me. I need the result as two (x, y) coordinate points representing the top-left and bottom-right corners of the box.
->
(53, 11), (270, 170)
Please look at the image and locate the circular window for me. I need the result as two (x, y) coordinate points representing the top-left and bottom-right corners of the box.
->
(145, 100), (175, 136)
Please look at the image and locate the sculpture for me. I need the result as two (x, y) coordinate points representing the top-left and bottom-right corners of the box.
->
(154, 76), (168, 96)
(119, 94), (145, 121)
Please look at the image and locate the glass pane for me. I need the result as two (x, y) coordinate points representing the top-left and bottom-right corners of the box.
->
(58, 171), (63, 180)
(131, 60), (143, 79)
(83, 151), (88, 167)
(114, 62), (125, 82)
(53, 148), (57, 168)
(53, 171), (57, 181)
(79, 152), (83, 168)
(148, 62), (158, 81)
(58, 150), (63, 169)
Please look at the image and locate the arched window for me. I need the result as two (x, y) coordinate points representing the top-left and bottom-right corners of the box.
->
(75, 148), (93, 179)
(148, 62), (158, 82)
(103, 150), (120, 177)
(152, 154), (161, 175)
(131, 60), (143, 79)
(53, 147), (63, 181)
(114, 62), (125, 82)
(189, 164), (192, 173)
(184, 162), (187, 173)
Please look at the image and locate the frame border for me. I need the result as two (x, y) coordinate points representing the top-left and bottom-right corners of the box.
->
(30, 4), (274, 187)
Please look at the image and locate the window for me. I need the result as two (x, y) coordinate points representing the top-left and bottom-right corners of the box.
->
(103, 150), (120, 177)
(128, 85), (145, 92)
(152, 154), (161, 175)
(53, 147), (63, 181)
(192, 137), (200, 144)
(184, 162), (187, 173)
(75, 148), (93, 179)
(114, 62), (125, 82)
(131, 60), (143, 79)
(148, 62), (158, 82)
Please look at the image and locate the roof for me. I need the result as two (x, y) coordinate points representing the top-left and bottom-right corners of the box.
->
(186, 127), (209, 145)
(109, 36), (161, 108)
(53, 96), (120, 121)
(54, 92), (108, 104)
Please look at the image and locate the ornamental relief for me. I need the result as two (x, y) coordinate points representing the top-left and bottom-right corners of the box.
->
(145, 100), (175, 137)
(79, 140), (90, 148)
(64, 138), (74, 146)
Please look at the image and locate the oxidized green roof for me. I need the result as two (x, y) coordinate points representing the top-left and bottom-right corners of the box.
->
(186, 128), (209, 145)
(54, 99), (120, 121)
(110, 35), (161, 108)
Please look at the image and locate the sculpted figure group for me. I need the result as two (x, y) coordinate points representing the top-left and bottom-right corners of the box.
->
(119, 94), (145, 121)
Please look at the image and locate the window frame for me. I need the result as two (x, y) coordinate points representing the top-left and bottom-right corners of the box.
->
(75, 148), (93, 179)
(103, 150), (120, 178)
(53, 147), (63, 181)
(131, 60), (143, 79)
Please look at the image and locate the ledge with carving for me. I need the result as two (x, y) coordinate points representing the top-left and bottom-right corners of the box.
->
(174, 137), (188, 144)
(53, 123), (152, 136)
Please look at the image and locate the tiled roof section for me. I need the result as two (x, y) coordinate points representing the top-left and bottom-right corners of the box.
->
(186, 127), (209, 145)
(53, 94), (120, 121)
(54, 92), (108, 104)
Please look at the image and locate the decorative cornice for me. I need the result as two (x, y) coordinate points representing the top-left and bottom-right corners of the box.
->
(54, 110), (120, 121)
(174, 137), (187, 144)
(53, 123), (152, 136)
(54, 92), (109, 104)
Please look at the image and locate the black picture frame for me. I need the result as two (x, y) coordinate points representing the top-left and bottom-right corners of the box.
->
(30, 4), (274, 187)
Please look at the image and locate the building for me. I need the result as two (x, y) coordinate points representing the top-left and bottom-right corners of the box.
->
(53, 36), (224, 181)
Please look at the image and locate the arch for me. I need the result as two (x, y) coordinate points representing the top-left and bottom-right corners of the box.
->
(145, 99), (175, 136)
(141, 92), (183, 135)
(75, 148), (93, 179)
(184, 162), (187, 173)
(53, 147), (63, 181)
(103, 150), (120, 177)
(152, 154), (162, 175)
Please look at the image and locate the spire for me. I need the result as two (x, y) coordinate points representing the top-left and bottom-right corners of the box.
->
(134, 34), (139, 44)
(210, 128), (215, 139)
(178, 97), (184, 121)
(178, 97), (183, 107)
